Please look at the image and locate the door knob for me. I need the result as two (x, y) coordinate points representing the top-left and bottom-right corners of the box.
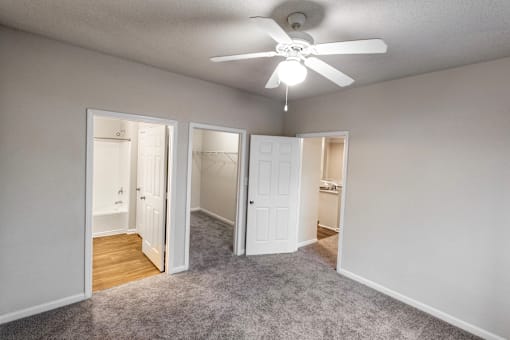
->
(249, 200), (254, 204)
(140, 196), (146, 200)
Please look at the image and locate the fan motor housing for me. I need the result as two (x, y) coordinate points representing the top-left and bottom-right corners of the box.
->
(274, 13), (314, 58)
(276, 31), (314, 58)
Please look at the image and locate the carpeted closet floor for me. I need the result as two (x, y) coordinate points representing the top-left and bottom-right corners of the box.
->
(0, 211), (479, 339)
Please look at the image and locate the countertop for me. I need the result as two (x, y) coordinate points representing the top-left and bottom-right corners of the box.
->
(319, 189), (341, 195)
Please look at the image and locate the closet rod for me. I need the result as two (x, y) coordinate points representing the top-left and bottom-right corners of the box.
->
(94, 137), (131, 142)
(194, 151), (238, 154)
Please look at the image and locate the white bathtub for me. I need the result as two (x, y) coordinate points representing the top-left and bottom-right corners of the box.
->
(94, 203), (128, 217)
(93, 203), (129, 237)
(92, 139), (132, 237)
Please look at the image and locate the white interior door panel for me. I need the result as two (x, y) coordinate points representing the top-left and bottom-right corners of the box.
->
(137, 124), (167, 271)
(246, 135), (301, 255)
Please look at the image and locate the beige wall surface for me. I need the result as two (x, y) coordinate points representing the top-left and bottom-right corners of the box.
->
(190, 129), (239, 222)
(325, 140), (344, 183)
(199, 130), (239, 222)
(0, 26), (283, 316)
(284, 57), (510, 338)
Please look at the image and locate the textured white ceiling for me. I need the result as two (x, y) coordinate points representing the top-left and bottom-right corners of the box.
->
(1, 0), (509, 100)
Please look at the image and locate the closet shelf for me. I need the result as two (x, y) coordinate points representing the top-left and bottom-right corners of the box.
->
(192, 150), (238, 163)
(94, 137), (131, 142)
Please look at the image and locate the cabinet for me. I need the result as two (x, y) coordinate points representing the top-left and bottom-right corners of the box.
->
(318, 188), (342, 231)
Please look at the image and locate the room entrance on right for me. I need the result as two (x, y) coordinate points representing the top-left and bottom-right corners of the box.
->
(318, 137), (345, 234)
(298, 134), (347, 270)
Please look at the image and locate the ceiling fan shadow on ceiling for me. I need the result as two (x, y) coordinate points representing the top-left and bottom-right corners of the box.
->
(210, 12), (388, 111)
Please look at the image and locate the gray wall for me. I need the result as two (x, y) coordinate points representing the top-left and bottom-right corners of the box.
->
(0, 26), (283, 316)
(284, 58), (510, 338)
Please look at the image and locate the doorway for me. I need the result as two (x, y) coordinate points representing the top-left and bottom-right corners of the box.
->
(85, 109), (178, 295)
(297, 132), (349, 271)
(185, 123), (247, 269)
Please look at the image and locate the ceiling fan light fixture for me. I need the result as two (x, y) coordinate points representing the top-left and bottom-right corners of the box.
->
(210, 17), (388, 90)
(277, 58), (307, 86)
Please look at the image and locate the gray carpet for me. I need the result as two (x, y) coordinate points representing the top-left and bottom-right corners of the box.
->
(301, 233), (339, 269)
(0, 211), (479, 339)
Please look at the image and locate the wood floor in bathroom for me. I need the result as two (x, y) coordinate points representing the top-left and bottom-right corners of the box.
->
(93, 233), (161, 292)
(317, 226), (338, 240)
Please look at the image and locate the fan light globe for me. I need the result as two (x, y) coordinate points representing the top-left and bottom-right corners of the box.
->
(278, 59), (307, 86)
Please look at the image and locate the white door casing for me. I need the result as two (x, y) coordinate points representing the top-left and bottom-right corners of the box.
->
(86, 109), (179, 298)
(298, 138), (323, 244)
(137, 124), (167, 271)
(246, 135), (301, 255)
(136, 131), (145, 238)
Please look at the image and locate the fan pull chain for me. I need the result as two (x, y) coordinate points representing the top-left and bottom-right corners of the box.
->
(284, 85), (289, 112)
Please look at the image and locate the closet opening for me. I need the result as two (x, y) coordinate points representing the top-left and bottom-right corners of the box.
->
(185, 123), (247, 270)
(85, 109), (178, 295)
(297, 132), (349, 271)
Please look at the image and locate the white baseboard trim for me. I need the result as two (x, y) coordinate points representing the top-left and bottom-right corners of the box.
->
(199, 208), (235, 226)
(126, 229), (137, 234)
(0, 293), (86, 325)
(190, 207), (201, 212)
(318, 223), (339, 232)
(338, 269), (504, 340)
(93, 228), (127, 238)
(168, 265), (188, 274)
(297, 238), (317, 248)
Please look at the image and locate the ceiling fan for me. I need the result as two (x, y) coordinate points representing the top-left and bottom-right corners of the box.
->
(210, 12), (388, 90)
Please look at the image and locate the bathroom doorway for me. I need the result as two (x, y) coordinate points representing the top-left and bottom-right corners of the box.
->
(85, 109), (177, 295)
(185, 123), (247, 269)
(297, 132), (349, 270)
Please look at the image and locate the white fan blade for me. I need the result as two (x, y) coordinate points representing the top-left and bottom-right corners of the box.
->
(304, 57), (354, 87)
(265, 65), (280, 88)
(210, 51), (277, 62)
(313, 39), (387, 55)
(250, 17), (293, 44)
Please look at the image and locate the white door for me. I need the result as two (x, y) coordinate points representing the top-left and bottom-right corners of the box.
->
(136, 124), (167, 271)
(246, 135), (301, 255)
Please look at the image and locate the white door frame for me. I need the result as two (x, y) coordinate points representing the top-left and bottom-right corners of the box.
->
(185, 122), (247, 267)
(85, 109), (179, 298)
(296, 131), (350, 273)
